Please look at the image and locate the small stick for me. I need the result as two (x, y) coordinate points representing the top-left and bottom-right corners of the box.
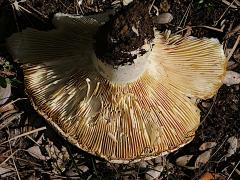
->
(214, 0), (236, 26)
(8, 134), (21, 180)
(222, 0), (237, 8)
(227, 160), (240, 180)
(200, 95), (217, 126)
(0, 127), (46, 146)
(227, 35), (240, 61)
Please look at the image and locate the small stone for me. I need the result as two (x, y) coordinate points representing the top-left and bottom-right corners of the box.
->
(145, 165), (163, 180)
(153, 13), (173, 24)
(137, 160), (148, 168)
(122, 0), (133, 6)
(226, 136), (238, 158)
(222, 71), (240, 86)
(176, 155), (193, 167)
(79, 165), (89, 173)
(155, 156), (163, 164)
(199, 142), (217, 151)
(201, 101), (211, 108)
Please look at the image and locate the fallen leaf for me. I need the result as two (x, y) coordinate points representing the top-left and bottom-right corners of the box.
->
(199, 142), (217, 151)
(195, 150), (212, 169)
(159, 0), (170, 12)
(0, 165), (14, 177)
(0, 103), (15, 113)
(45, 140), (70, 174)
(200, 172), (225, 180)
(225, 136), (238, 158)
(27, 146), (50, 160)
(176, 155), (193, 167)
(222, 71), (240, 86)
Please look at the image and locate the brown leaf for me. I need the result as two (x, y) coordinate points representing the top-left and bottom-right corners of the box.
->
(200, 172), (225, 180)
(27, 146), (50, 160)
(195, 150), (212, 169)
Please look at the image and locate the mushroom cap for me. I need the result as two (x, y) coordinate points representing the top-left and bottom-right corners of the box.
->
(7, 13), (227, 163)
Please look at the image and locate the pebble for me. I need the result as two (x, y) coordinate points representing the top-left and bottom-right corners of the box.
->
(226, 136), (238, 158)
(153, 13), (173, 24)
(145, 165), (164, 180)
(137, 160), (148, 169)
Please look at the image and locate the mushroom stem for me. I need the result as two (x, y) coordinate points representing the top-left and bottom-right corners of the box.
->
(93, 42), (153, 84)
(93, 1), (154, 84)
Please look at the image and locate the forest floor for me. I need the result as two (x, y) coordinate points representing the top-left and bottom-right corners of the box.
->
(0, 0), (240, 179)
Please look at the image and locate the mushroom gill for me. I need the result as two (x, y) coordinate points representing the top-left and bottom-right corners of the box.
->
(7, 11), (227, 163)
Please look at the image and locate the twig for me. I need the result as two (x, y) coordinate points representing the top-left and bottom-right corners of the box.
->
(148, 0), (156, 15)
(0, 98), (27, 113)
(178, 0), (193, 29)
(200, 95), (217, 126)
(0, 127), (46, 146)
(175, 25), (224, 34)
(0, 112), (24, 131)
(8, 133), (21, 180)
(227, 160), (240, 180)
(0, 108), (18, 118)
(0, 150), (20, 166)
(227, 24), (240, 38)
(222, 0), (237, 8)
(193, 137), (229, 180)
(227, 35), (240, 61)
(214, 0), (236, 26)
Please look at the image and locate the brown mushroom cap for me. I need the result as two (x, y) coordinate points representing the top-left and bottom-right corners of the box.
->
(7, 13), (226, 163)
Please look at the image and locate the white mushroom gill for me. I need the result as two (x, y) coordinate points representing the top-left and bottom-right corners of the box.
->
(6, 13), (227, 163)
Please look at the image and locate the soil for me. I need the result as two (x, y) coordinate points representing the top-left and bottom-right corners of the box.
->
(0, 0), (240, 179)
(95, 1), (154, 66)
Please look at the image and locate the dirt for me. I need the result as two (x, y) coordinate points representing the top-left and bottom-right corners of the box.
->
(0, 0), (240, 179)
(95, 1), (154, 66)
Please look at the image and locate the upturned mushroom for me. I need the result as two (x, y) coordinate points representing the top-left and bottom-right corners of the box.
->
(7, 2), (226, 163)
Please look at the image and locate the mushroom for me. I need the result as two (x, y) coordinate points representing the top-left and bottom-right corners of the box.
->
(6, 3), (226, 163)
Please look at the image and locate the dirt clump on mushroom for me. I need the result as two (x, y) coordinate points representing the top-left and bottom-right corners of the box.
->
(95, 1), (154, 66)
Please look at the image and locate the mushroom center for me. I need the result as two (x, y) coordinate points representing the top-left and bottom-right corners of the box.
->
(94, 1), (154, 84)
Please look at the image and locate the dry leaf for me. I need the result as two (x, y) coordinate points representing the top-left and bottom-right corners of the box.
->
(176, 155), (193, 167)
(145, 165), (163, 180)
(0, 165), (14, 177)
(45, 140), (70, 174)
(199, 142), (217, 151)
(0, 112), (23, 131)
(0, 103), (15, 113)
(159, 0), (170, 12)
(200, 172), (225, 180)
(225, 136), (238, 158)
(195, 150), (212, 169)
(222, 71), (240, 86)
(27, 146), (50, 160)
